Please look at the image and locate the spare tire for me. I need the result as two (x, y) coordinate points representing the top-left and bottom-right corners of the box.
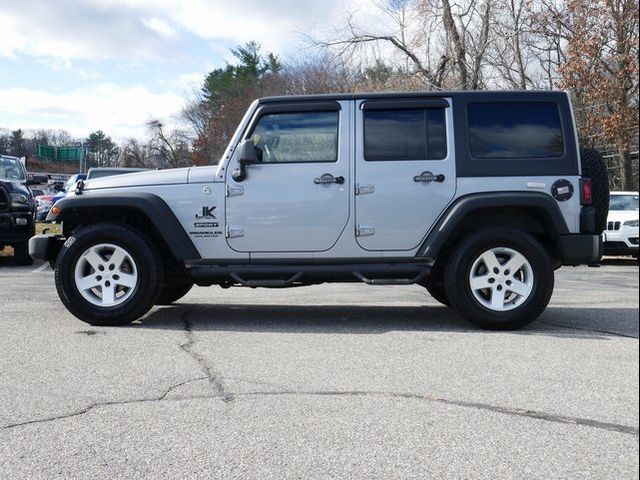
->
(580, 148), (610, 234)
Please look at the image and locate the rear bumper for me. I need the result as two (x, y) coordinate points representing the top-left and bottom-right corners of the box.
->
(29, 234), (65, 262)
(558, 234), (602, 265)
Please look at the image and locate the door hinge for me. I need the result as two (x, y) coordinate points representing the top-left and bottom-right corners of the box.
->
(226, 185), (244, 197)
(355, 184), (374, 195)
(356, 224), (375, 237)
(226, 225), (244, 238)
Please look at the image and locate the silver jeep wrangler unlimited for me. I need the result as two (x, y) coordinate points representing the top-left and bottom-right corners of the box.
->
(30, 91), (609, 330)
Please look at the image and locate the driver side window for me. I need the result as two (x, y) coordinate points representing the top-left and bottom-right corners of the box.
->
(250, 111), (339, 163)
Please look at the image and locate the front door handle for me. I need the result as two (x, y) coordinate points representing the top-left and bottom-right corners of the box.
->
(314, 174), (345, 185)
(413, 172), (445, 183)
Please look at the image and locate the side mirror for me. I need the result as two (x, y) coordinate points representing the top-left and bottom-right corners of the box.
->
(232, 139), (259, 182)
(239, 138), (258, 164)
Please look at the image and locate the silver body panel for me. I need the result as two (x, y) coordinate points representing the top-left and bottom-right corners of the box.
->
(76, 94), (582, 261)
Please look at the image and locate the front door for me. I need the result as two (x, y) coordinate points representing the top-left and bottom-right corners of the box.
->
(225, 101), (350, 253)
(354, 98), (456, 251)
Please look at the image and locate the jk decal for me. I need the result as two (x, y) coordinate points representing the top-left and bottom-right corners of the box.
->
(196, 206), (216, 219)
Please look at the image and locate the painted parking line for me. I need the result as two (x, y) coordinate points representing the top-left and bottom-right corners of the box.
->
(32, 262), (50, 274)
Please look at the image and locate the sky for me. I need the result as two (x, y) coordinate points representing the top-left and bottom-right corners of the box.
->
(0, 0), (369, 142)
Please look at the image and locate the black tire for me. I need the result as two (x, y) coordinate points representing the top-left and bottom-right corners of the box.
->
(156, 282), (194, 305)
(580, 148), (610, 234)
(421, 260), (450, 306)
(54, 222), (163, 326)
(424, 280), (450, 306)
(13, 242), (33, 266)
(444, 228), (554, 330)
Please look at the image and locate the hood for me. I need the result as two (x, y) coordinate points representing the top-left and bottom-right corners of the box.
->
(83, 168), (191, 190)
(0, 179), (32, 196)
(187, 165), (217, 183)
(607, 210), (639, 223)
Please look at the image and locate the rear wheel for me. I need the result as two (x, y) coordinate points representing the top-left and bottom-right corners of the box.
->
(55, 222), (163, 326)
(444, 228), (554, 330)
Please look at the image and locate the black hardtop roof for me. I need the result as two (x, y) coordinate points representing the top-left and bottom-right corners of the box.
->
(259, 90), (568, 104)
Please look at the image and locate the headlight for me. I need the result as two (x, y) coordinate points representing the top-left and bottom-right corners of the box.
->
(623, 219), (639, 227)
(10, 193), (28, 206)
(37, 200), (53, 211)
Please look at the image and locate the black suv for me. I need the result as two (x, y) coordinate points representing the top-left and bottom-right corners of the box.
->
(1, 155), (36, 265)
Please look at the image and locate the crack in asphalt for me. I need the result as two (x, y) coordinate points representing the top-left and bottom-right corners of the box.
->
(179, 310), (234, 403)
(3, 311), (637, 436)
(3, 386), (636, 436)
(1, 376), (208, 431)
(539, 321), (639, 339)
(233, 390), (639, 436)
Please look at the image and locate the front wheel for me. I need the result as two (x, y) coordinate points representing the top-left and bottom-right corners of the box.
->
(444, 228), (554, 330)
(156, 282), (194, 305)
(55, 222), (163, 326)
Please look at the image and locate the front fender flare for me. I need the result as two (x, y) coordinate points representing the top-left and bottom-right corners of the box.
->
(50, 192), (200, 261)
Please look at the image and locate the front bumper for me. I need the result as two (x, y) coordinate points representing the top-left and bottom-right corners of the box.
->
(558, 234), (602, 265)
(602, 228), (639, 256)
(29, 234), (66, 262)
(0, 211), (35, 244)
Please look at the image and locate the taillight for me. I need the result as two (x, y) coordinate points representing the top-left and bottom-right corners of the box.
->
(580, 178), (592, 205)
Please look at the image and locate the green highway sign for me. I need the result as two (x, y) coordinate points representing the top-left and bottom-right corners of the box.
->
(36, 144), (86, 162)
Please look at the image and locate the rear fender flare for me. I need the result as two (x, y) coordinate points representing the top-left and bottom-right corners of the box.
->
(416, 192), (570, 258)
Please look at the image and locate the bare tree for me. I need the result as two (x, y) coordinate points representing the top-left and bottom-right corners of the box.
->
(547, 0), (639, 190)
(120, 138), (150, 168)
(147, 120), (193, 168)
(312, 0), (450, 89)
(488, 0), (536, 89)
(313, 0), (494, 90)
(527, 0), (571, 89)
(182, 93), (216, 165)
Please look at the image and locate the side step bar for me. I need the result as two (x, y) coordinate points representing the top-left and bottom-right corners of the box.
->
(188, 263), (431, 287)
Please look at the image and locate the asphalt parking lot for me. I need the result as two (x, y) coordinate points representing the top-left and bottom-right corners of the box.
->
(0, 258), (638, 479)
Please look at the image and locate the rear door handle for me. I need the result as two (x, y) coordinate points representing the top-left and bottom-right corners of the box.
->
(314, 174), (344, 185)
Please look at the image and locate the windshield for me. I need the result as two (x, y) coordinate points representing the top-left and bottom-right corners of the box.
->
(0, 157), (26, 181)
(610, 194), (639, 211)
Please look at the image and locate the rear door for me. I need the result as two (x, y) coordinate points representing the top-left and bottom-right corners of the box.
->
(354, 98), (456, 251)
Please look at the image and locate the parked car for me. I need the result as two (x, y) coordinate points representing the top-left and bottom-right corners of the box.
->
(46, 170), (148, 218)
(35, 194), (57, 221)
(603, 191), (639, 259)
(63, 174), (87, 193)
(0, 155), (37, 265)
(29, 187), (51, 198)
(86, 167), (147, 180)
(31, 91), (608, 329)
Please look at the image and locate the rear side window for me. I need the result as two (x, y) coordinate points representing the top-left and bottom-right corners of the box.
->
(364, 108), (447, 161)
(468, 102), (563, 159)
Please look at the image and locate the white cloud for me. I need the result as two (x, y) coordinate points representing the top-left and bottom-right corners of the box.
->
(0, 84), (185, 140)
(0, 2), (180, 61)
(175, 72), (206, 90)
(141, 17), (178, 39)
(0, 0), (385, 143)
(0, 0), (357, 62)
